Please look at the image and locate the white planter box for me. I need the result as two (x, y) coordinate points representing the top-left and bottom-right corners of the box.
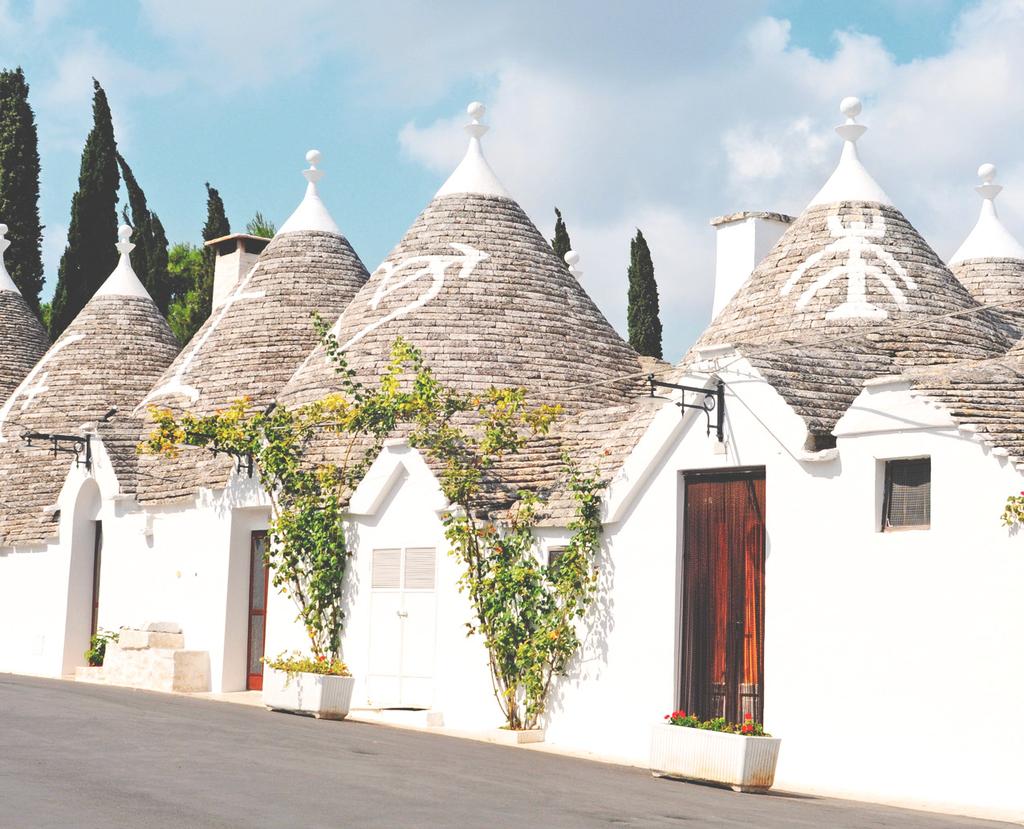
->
(488, 728), (545, 745)
(262, 669), (355, 720)
(650, 724), (781, 792)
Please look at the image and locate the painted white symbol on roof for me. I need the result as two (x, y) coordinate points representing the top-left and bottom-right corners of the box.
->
(336, 243), (488, 352)
(0, 333), (86, 442)
(137, 263), (266, 411)
(780, 215), (916, 320)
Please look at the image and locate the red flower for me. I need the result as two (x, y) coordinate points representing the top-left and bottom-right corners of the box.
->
(664, 714), (670, 719)
(744, 712), (752, 720)
(741, 724), (752, 734)
(678, 711), (686, 718)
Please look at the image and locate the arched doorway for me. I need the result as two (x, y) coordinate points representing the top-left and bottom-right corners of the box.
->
(62, 479), (102, 675)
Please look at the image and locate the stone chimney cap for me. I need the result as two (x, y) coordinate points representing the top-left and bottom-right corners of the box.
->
(204, 233), (273, 248)
(710, 211), (795, 227)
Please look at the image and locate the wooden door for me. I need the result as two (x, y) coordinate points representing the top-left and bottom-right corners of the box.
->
(90, 521), (103, 638)
(681, 470), (766, 723)
(246, 531), (270, 691)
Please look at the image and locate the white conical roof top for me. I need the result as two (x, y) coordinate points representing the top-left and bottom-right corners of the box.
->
(278, 150), (342, 235)
(94, 224), (152, 299)
(0, 224), (20, 293)
(809, 97), (891, 207)
(949, 163), (1024, 264)
(435, 102), (510, 199)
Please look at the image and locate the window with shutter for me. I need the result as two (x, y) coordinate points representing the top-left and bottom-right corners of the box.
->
(372, 549), (402, 588)
(882, 458), (931, 530)
(404, 548), (436, 590)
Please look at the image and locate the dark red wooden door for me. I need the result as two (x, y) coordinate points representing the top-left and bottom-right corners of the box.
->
(91, 521), (103, 638)
(246, 531), (270, 691)
(681, 470), (766, 723)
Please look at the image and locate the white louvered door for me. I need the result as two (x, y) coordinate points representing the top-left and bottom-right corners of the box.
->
(366, 547), (437, 709)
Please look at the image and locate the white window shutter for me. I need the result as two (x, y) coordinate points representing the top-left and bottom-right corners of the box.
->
(403, 548), (436, 590)
(372, 548), (402, 589)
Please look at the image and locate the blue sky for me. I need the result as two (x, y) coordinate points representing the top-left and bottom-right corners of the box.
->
(2, 0), (1021, 360)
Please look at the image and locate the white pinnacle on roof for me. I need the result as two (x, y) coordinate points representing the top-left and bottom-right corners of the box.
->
(565, 249), (583, 280)
(809, 97), (892, 207)
(0, 224), (20, 293)
(435, 102), (511, 199)
(278, 149), (342, 235)
(94, 224), (152, 299)
(949, 163), (1024, 265)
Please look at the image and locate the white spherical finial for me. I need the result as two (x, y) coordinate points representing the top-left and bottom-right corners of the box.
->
(0, 223), (7, 237)
(467, 101), (486, 121)
(306, 149), (322, 166)
(118, 224), (132, 242)
(839, 96), (862, 120)
(978, 162), (997, 183)
(564, 250), (580, 266)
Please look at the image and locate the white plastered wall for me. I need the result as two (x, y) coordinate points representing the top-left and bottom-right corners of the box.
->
(93, 469), (270, 693)
(264, 442), (497, 727)
(0, 438), (120, 677)
(0, 431), (275, 692)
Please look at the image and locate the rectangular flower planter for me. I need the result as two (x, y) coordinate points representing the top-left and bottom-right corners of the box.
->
(489, 728), (545, 745)
(650, 724), (781, 792)
(262, 669), (355, 720)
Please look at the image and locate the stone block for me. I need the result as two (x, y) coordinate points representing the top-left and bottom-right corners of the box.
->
(117, 629), (186, 650)
(144, 621), (182, 634)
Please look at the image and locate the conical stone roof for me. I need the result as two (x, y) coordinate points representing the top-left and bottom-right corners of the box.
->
(282, 104), (643, 413)
(0, 226), (180, 547)
(0, 225), (49, 402)
(135, 153), (370, 504)
(948, 164), (1024, 337)
(694, 99), (1011, 440)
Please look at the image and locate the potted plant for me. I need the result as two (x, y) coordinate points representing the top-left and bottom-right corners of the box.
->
(651, 711), (781, 792)
(83, 629), (119, 667)
(262, 652), (354, 720)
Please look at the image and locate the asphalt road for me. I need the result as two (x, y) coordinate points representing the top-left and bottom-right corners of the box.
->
(0, 674), (1009, 829)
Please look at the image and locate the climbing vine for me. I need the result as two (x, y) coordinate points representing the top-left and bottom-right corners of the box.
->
(144, 319), (605, 726)
(1002, 491), (1024, 527)
(142, 317), (416, 659)
(392, 345), (604, 730)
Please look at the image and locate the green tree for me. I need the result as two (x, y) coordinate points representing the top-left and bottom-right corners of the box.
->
(246, 211), (276, 238)
(551, 207), (572, 266)
(144, 323), (603, 729)
(0, 67), (44, 315)
(118, 152), (170, 313)
(626, 229), (663, 359)
(165, 243), (204, 344)
(49, 79), (119, 337)
(167, 183), (230, 344)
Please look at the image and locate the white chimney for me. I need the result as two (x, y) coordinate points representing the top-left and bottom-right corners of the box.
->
(205, 233), (271, 309)
(709, 211), (793, 319)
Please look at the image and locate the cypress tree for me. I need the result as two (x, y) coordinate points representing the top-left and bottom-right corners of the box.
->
(169, 183), (230, 343)
(626, 229), (663, 359)
(49, 79), (119, 337)
(0, 67), (44, 315)
(117, 152), (170, 313)
(551, 207), (572, 265)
